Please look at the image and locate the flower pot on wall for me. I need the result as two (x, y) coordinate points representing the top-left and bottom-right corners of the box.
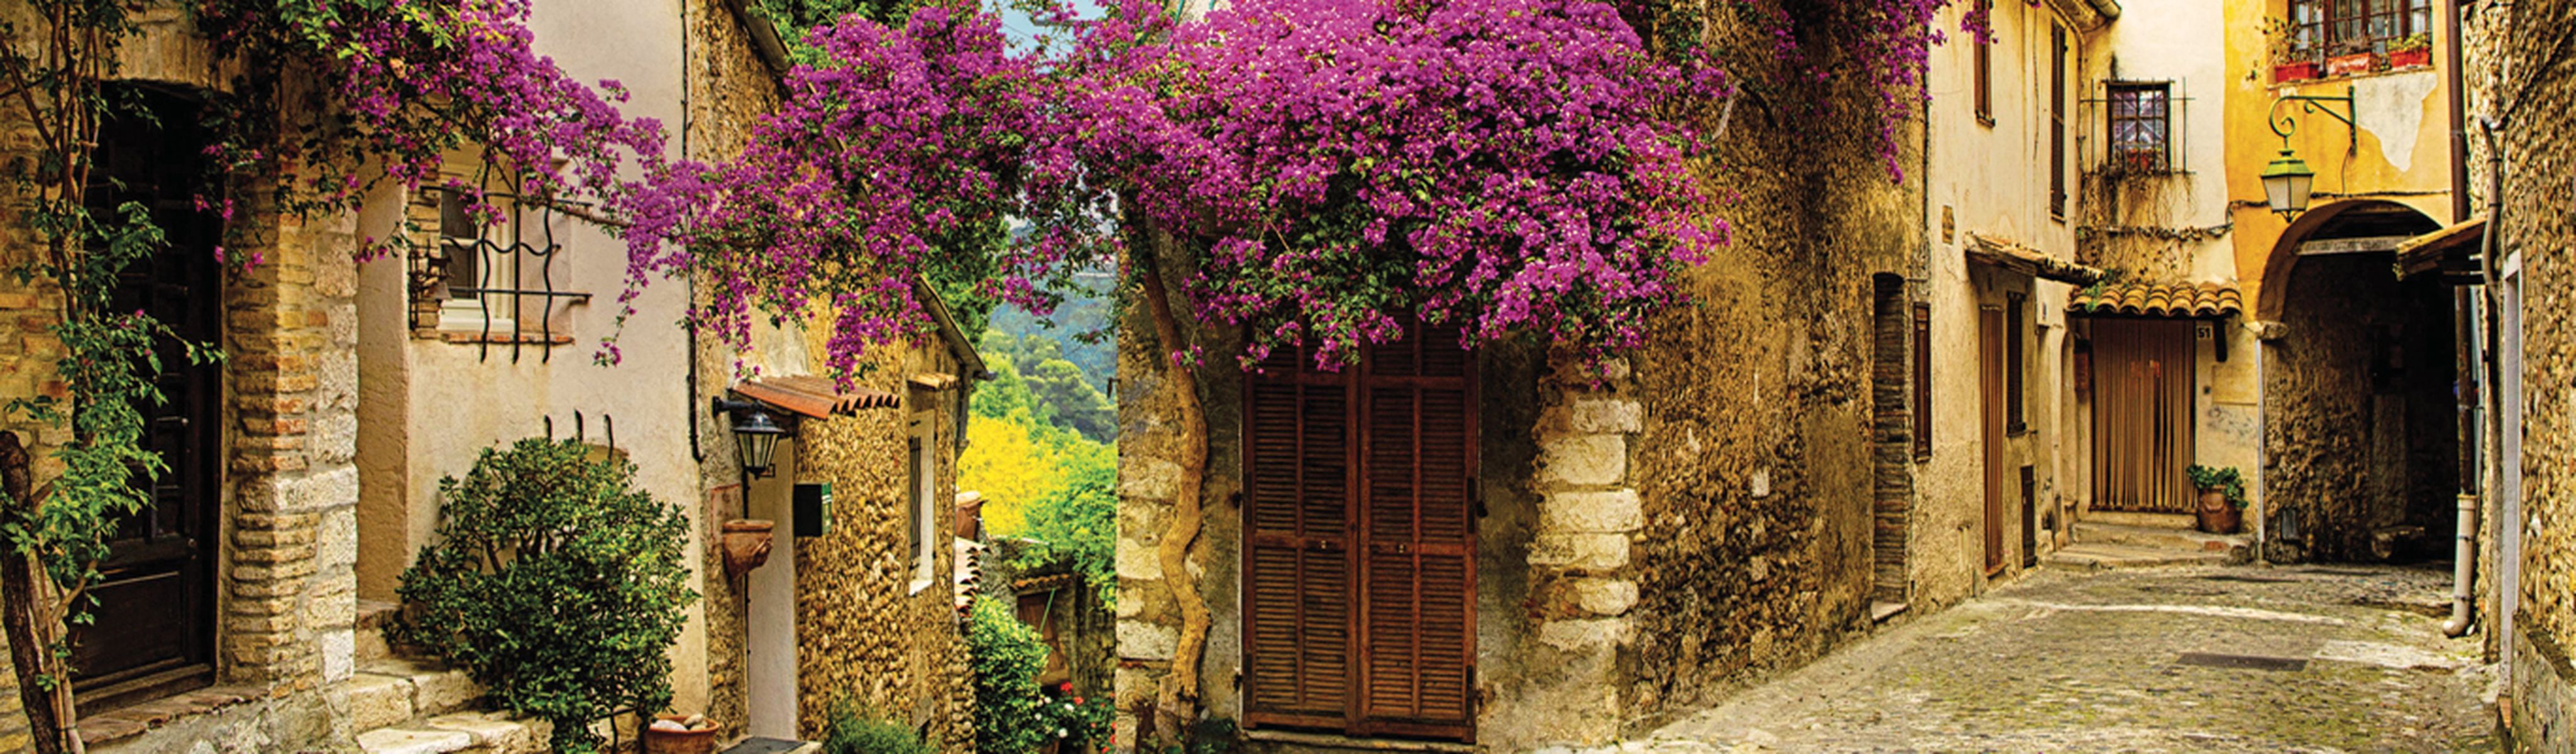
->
(2390, 48), (2431, 68)
(2326, 52), (2377, 77)
(720, 520), (775, 577)
(2274, 62), (2320, 83)
(2196, 490), (2243, 535)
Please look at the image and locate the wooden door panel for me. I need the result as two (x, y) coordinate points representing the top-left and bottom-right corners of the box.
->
(1243, 320), (1477, 742)
(1981, 309), (2006, 574)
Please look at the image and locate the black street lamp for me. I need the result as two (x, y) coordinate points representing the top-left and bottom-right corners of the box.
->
(712, 396), (793, 478)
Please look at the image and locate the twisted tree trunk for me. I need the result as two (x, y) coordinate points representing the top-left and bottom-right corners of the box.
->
(1137, 236), (1211, 746)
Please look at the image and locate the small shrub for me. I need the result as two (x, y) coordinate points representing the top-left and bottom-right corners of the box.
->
(967, 594), (1051, 754)
(822, 701), (934, 754)
(392, 439), (698, 754)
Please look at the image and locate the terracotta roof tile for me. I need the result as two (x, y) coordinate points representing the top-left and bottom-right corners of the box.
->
(2068, 281), (2242, 319)
(730, 375), (899, 419)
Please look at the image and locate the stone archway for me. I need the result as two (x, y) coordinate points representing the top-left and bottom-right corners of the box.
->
(2258, 200), (2455, 563)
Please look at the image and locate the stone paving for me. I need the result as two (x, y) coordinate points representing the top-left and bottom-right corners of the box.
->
(1561, 564), (2500, 753)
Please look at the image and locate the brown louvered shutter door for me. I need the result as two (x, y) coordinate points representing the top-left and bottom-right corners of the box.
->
(1242, 344), (1355, 729)
(1356, 320), (1477, 740)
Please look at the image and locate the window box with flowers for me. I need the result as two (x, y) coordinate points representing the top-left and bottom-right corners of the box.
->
(2389, 33), (2432, 68)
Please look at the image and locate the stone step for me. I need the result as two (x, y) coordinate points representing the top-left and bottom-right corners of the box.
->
(2045, 543), (2233, 571)
(356, 711), (548, 754)
(345, 658), (486, 729)
(2071, 521), (2252, 564)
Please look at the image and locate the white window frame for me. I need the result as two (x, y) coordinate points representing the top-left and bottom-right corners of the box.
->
(907, 410), (938, 594)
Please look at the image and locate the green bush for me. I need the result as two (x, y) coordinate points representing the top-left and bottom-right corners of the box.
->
(2185, 464), (2248, 509)
(391, 439), (698, 754)
(821, 701), (934, 754)
(967, 594), (1051, 754)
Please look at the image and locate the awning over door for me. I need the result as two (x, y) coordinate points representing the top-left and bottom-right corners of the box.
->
(1964, 233), (2107, 285)
(2067, 281), (2242, 319)
(730, 375), (901, 418)
(2396, 214), (2487, 280)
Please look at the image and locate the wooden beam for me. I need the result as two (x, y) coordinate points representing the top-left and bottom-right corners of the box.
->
(2297, 235), (2415, 255)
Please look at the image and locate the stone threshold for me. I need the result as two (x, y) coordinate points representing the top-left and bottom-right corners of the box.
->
(1243, 728), (1478, 752)
(75, 684), (268, 747)
(1870, 600), (1909, 623)
(720, 736), (822, 754)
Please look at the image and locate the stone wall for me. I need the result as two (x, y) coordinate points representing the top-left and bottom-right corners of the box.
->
(2259, 253), (2459, 562)
(685, 0), (784, 739)
(2499, 0), (2576, 746)
(789, 341), (976, 749)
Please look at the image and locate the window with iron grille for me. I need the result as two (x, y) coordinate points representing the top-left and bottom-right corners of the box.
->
(2106, 82), (2171, 173)
(405, 170), (593, 362)
(2286, 0), (2432, 60)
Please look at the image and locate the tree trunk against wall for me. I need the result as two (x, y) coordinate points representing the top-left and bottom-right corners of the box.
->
(1137, 234), (1211, 745)
(0, 432), (76, 754)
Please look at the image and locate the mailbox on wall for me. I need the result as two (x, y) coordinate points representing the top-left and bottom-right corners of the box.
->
(794, 482), (832, 538)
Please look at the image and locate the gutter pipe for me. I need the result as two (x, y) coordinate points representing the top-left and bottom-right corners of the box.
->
(2439, 0), (2479, 638)
(2446, 116), (2506, 638)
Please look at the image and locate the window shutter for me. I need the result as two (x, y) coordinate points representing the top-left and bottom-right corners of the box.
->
(1243, 344), (1354, 724)
(1356, 323), (1476, 738)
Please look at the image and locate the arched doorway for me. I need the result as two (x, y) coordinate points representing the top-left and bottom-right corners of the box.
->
(2259, 200), (2455, 562)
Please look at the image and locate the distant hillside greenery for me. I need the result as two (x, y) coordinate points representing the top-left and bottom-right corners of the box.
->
(961, 276), (1116, 608)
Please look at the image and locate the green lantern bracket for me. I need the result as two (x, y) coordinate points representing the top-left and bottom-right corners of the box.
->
(2269, 86), (2357, 155)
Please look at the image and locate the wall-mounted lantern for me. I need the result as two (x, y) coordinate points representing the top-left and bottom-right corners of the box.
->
(712, 396), (793, 478)
(2261, 87), (2355, 218)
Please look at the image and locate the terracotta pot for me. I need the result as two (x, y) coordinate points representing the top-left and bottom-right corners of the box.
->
(2390, 48), (2431, 68)
(2326, 52), (2377, 77)
(641, 714), (720, 754)
(2196, 490), (2242, 535)
(721, 520), (775, 577)
(2274, 62), (2319, 83)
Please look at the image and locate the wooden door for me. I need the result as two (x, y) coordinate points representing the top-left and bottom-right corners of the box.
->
(1243, 320), (1475, 742)
(1981, 309), (2006, 574)
(2089, 320), (2196, 513)
(75, 88), (221, 706)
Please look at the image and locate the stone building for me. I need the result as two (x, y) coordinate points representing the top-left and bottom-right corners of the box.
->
(1111, 3), (1921, 749)
(0, 1), (984, 752)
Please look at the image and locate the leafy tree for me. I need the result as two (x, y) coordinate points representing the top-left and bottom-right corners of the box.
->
(392, 439), (698, 754)
(1023, 358), (1114, 442)
(1008, 439), (1115, 606)
(960, 415), (1060, 535)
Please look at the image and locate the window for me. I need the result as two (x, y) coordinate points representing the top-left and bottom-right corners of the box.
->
(2287, 0), (2432, 60)
(2106, 82), (2172, 172)
(407, 177), (592, 359)
(2005, 292), (2027, 435)
(1973, 0), (1993, 124)
(2049, 23), (2067, 219)
(1913, 302), (1934, 460)
(908, 412), (937, 593)
(437, 191), (483, 300)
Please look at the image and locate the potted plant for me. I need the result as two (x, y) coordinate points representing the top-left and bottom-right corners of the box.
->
(2390, 33), (2433, 68)
(2264, 16), (2320, 83)
(644, 714), (722, 754)
(2327, 47), (2378, 77)
(393, 439), (700, 754)
(2186, 464), (2248, 534)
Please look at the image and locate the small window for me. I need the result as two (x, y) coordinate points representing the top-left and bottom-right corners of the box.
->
(2106, 82), (2171, 172)
(908, 412), (937, 594)
(438, 191), (482, 300)
(2005, 292), (2027, 435)
(2049, 23), (2067, 220)
(1913, 302), (1934, 461)
(1973, 0), (1993, 125)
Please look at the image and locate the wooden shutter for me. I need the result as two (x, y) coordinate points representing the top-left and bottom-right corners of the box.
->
(1243, 344), (1355, 728)
(1355, 322), (1476, 740)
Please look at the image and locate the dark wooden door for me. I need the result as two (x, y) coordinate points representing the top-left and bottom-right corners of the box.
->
(74, 88), (223, 706)
(1243, 320), (1476, 743)
(2089, 319), (2196, 513)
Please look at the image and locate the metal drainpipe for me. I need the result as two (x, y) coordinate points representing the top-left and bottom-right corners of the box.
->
(2436, 0), (2479, 638)
(2444, 117), (2506, 638)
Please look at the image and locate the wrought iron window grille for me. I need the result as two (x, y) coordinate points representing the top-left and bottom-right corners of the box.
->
(407, 173), (593, 363)
(2083, 79), (2193, 177)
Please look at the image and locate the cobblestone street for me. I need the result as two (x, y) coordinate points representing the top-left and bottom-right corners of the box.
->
(1567, 565), (2500, 753)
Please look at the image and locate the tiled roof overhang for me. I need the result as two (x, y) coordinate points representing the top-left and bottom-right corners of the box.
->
(2068, 281), (2243, 319)
(2396, 215), (2487, 280)
(1965, 233), (2108, 285)
(730, 375), (900, 419)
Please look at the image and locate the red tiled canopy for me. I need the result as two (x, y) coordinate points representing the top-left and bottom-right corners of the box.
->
(729, 375), (899, 419)
(2067, 281), (2242, 319)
